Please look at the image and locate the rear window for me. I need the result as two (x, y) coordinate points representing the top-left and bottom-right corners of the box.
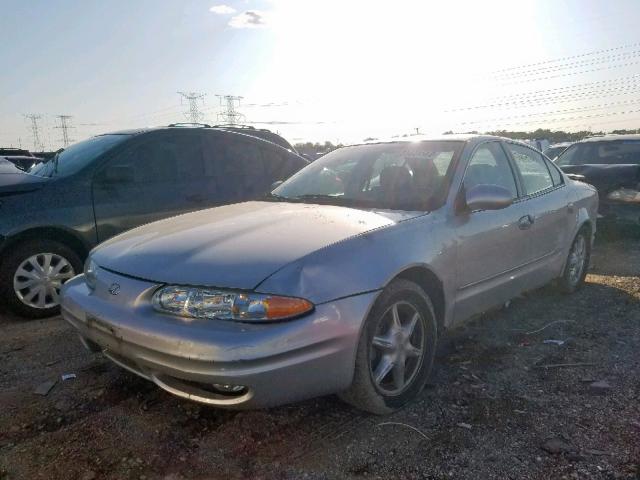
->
(556, 140), (640, 166)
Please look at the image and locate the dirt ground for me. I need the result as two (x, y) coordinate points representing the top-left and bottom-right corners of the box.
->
(1, 232), (639, 480)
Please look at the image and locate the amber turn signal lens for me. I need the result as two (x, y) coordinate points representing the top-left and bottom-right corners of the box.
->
(265, 296), (314, 320)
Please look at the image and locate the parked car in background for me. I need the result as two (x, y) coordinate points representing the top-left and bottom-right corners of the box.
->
(555, 135), (640, 226)
(544, 142), (573, 160)
(0, 125), (308, 318)
(61, 134), (597, 413)
(0, 148), (43, 170)
(0, 148), (33, 157)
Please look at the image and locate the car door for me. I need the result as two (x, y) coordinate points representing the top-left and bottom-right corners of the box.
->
(453, 141), (532, 322)
(92, 131), (205, 242)
(504, 142), (571, 274)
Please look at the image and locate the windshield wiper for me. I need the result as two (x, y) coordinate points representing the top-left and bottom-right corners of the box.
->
(262, 192), (290, 202)
(292, 194), (343, 201)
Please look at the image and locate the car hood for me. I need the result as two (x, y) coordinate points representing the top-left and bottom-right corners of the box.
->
(0, 161), (49, 194)
(93, 201), (423, 289)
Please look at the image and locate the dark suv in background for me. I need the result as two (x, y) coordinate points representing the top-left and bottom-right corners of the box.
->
(0, 125), (308, 318)
(555, 134), (640, 226)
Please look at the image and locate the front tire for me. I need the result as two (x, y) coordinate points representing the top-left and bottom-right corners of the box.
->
(557, 227), (591, 293)
(0, 239), (82, 319)
(340, 279), (438, 414)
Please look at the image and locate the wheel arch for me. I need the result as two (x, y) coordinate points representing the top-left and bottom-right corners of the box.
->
(0, 226), (91, 265)
(392, 265), (446, 332)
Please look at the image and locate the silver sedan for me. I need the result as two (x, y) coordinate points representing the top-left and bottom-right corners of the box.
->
(61, 135), (598, 413)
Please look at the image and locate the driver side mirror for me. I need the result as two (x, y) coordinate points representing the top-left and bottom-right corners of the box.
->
(460, 184), (513, 213)
(101, 165), (135, 184)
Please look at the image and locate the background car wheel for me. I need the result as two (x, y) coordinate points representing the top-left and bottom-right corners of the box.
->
(339, 279), (438, 414)
(557, 227), (591, 294)
(0, 239), (82, 319)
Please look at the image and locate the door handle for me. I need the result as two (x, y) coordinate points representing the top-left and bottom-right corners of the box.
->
(567, 202), (575, 213)
(518, 215), (534, 230)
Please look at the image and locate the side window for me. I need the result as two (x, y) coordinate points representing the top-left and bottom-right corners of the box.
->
(507, 144), (554, 195)
(105, 135), (203, 184)
(464, 142), (518, 198)
(544, 157), (563, 186)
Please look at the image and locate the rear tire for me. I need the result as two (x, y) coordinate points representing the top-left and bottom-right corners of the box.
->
(339, 279), (438, 414)
(0, 239), (82, 319)
(557, 227), (591, 294)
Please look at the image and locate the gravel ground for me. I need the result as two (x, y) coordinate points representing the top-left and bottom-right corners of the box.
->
(0, 233), (638, 480)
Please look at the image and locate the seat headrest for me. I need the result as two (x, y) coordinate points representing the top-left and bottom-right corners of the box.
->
(380, 165), (412, 192)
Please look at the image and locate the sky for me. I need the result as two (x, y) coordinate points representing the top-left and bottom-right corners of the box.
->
(2, 0), (640, 150)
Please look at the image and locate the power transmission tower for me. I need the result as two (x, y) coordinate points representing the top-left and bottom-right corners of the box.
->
(24, 114), (43, 151)
(177, 91), (206, 123)
(216, 95), (245, 125)
(55, 115), (74, 147)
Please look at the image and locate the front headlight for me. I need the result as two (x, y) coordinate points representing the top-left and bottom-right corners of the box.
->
(84, 257), (98, 290)
(606, 187), (640, 203)
(152, 286), (314, 322)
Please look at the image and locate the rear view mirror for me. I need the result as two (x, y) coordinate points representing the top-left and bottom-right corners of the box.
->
(463, 184), (513, 212)
(102, 165), (135, 184)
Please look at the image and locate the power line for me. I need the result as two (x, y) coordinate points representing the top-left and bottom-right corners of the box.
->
(55, 115), (74, 147)
(489, 41), (640, 75)
(446, 80), (640, 112)
(216, 95), (245, 125)
(458, 98), (640, 126)
(177, 91), (206, 123)
(489, 49), (640, 80)
(23, 114), (43, 151)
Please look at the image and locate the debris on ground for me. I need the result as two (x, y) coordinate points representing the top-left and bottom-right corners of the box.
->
(33, 379), (56, 396)
(541, 437), (575, 454)
(589, 380), (612, 394)
(61, 373), (77, 381)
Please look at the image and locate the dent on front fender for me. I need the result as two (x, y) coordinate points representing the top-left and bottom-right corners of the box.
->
(255, 215), (455, 307)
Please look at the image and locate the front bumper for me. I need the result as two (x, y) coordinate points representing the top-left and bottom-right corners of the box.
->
(61, 269), (377, 409)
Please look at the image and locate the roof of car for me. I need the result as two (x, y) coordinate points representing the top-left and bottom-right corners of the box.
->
(357, 133), (512, 146)
(578, 134), (640, 143)
(98, 125), (297, 152)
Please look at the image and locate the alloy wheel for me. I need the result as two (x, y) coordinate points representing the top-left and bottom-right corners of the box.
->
(369, 301), (425, 395)
(567, 233), (587, 287)
(13, 253), (76, 309)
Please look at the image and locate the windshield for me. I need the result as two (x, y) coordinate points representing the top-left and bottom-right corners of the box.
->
(556, 140), (640, 166)
(272, 141), (464, 211)
(29, 134), (130, 177)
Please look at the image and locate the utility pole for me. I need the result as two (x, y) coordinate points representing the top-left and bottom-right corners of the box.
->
(177, 91), (206, 123)
(216, 95), (245, 125)
(55, 115), (74, 147)
(24, 114), (43, 151)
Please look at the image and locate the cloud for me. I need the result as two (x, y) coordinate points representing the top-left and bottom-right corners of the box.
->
(209, 4), (236, 15)
(228, 10), (269, 28)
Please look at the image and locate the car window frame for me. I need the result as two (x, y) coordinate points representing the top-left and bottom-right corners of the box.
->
(92, 130), (205, 186)
(503, 141), (563, 200)
(459, 140), (523, 201)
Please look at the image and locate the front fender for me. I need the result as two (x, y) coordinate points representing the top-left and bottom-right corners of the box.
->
(254, 213), (456, 307)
